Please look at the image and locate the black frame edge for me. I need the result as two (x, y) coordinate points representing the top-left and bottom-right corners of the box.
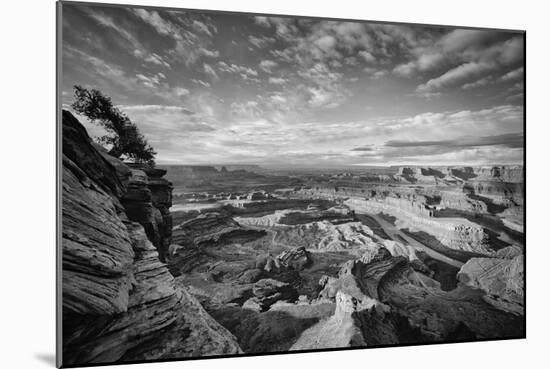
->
(55, 2), (527, 368)
(56, 1), (64, 368)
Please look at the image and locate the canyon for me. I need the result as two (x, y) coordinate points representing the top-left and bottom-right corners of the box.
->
(62, 111), (524, 365)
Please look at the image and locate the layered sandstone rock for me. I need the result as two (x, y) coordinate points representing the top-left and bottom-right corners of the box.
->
(120, 165), (173, 262)
(345, 197), (492, 254)
(439, 191), (488, 213)
(246, 278), (299, 311)
(276, 247), (311, 270)
(290, 292), (371, 350)
(235, 209), (299, 228)
(173, 212), (265, 246)
(279, 221), (379, 254)
(61, 110), (241, 366)
(168, 212), (266, 275)
(458, 253), (524, 315)
(295, 246), (523, 350)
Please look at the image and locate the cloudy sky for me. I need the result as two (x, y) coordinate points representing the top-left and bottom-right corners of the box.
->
(61, 3), (524, 167)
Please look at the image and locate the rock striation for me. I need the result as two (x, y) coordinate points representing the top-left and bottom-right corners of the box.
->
(276, 247), (312, 270)
(61, 110), (241, 366)
(168, 212), (266, 275)
(457, 251), (524, 315)
(345, 197), (492, 254)
(292, 245), (523, 350)
(120, 166), (173, 262)
(244, 278), (299, 311)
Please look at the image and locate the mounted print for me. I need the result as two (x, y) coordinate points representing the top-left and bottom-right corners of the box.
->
(57, 1), (526, 367)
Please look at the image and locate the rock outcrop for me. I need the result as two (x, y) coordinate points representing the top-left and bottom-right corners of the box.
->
(345, 197), (492, 254)
(61, 110), (241, 366)
(120, 167), (173, 262)
(244, 278), (299, 311)
(168, 212), (266, 275)
(290, 292), (371, 350)
(458, 253), (524, 315)
(293, 245), (523, 351)
(276, 247), (311, 271)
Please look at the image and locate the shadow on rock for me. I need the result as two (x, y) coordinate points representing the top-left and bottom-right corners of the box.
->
(209, 306), (322, 353)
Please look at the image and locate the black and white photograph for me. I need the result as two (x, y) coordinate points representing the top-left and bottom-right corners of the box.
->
(57, 1), (525, 367)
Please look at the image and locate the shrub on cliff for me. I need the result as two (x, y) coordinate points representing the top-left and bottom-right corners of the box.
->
(71, 85), (156, 165)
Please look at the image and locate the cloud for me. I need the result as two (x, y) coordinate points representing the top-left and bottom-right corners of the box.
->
(199, 48), (220, 58)
(254, 16), (271, 27)
(136, 73), (162, 88)
(132, 8), (222, 67)
(192, 79), (210, 87)
(173, 87), (190, 96)
(249, 35), (276, 48)
(193, 20), (215, 36)
(307, 87), (335, 108)
(268, 77), (287, 84)
(315, 35), (338, 54)
(358, 50), (376, 64)
(132, 8), (175, 36)
(269, 94), (287, 104)
(461, 76), (493, 90)
(217, 61), (260, 82)
(417, 62), (493, 92)
(297, 62), (347, 108)
(259, 60), (278, 73)
(497, 37), (524, 65)
(390, 28), (523, 95)
(393, 62), (416, 77)
(500, 67), (524, 82)
(270, 49), (295, 63)
(119, 104), (194, 114)
(263, 17), (299, 40)
(144, 53), (171, 68)
(218, 61), (258, 77)
(439, 29), (500, 53)
(203, 63), (219, 80)
(62, 6), (525, 167)
(87, 9), (141, 47)
(230, 100), (262, 120)
(365, 69), (387, 80)
(351, 146), (373, 152)
(416, 52), (446, 71)
(385, 132), (523, 149)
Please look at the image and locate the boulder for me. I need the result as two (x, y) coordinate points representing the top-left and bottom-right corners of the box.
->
(252, 279), (298, 311)
(276, 247), (311, 270)
(242, 298), (263, 312)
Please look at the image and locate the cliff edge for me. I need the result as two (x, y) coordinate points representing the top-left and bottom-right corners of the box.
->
(61, 110), (241, 365)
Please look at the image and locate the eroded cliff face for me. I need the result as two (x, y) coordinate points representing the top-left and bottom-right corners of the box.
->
(120, 164), (173, 262)
(290, 164), (524, 256)
(345, 197), (491, 254)
(291, 246), (524, 351)
(61, 110), (241, 366)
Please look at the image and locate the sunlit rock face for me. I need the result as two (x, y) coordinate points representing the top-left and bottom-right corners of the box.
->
(61, 111), (241, 365)
(344, 197), (492, 255)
